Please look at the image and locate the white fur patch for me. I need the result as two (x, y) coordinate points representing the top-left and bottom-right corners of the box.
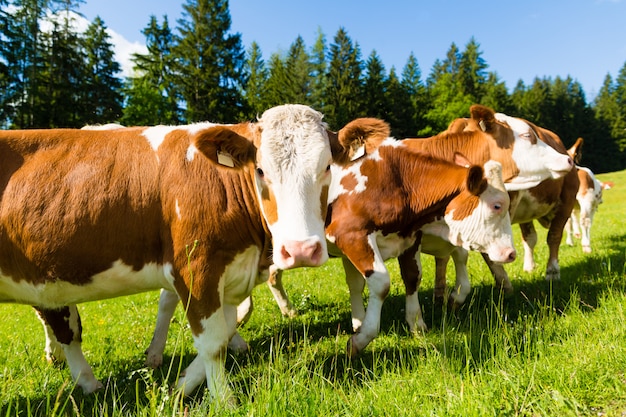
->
(0, 261), (174, 308)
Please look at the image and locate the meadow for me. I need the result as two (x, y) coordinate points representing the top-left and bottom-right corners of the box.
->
(0, 169), (625, 416)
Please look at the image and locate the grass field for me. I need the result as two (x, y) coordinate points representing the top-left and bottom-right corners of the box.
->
(1, 169), (625, 416)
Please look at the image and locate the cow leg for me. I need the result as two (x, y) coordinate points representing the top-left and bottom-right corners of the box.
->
(448, 247), (471, 306)
(228, 298), (251, 353)
(519, 222), (538, 272)
(266, 265), (296, 317)
(342, 256), (366, 332)
(580, 208), (593, 253)
(564, 217), (575, 246)
(145, 289), (179, 368)
(343, 239), (391, 357)
(398, 245), (426, 334)
(177, 303), (237, 402)
(433, 255), (450, 303)
(35, 306), (103, 394)
(481, 253), (514, 295)
(35, 308), (65, 363)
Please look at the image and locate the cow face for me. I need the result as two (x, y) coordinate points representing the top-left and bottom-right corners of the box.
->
(252, 105), (333, 270)
(441, 161), (516, 264)
(493, 112), (573, 190)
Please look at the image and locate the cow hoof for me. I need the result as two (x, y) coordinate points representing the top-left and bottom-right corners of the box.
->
(80, 379), (104, 394)
(144, 354), (163, 369)
(545, 271), (560, 281)
(582, 246), (592, 254)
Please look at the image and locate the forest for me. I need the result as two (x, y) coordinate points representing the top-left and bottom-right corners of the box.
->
(1, 0), (625, 173)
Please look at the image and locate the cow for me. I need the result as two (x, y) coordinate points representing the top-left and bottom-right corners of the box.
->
(432, 115), (579, 305)
(0, 104), (369, 403)
(564, 167), (611, 253)
(563, 138), (613, 253)
(324, 119), (517, 355)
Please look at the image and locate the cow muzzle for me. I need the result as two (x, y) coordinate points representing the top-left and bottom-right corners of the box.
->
(277, 237), (327, 269)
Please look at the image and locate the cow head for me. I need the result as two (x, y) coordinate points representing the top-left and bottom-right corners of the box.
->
(194, 105), (343, 270)
(449, 105), (573, 191)
(436, 157), (516, 264)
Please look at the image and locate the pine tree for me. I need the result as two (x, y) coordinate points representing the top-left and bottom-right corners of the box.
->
(81, 16), (123, 125)
(172, 0), (245, 123)
(38, 1), (85, 127)
(3, 0), (49, 128)
(401, 52), (427, 136)
(362, 50), (387, 120)
(458, 37), (487, 102)
(263, 52), (288, 108)
(242, 41), (268, 118)
(423, 42), (472, 134)
(122, 15), (181, 125)
(309, 27), (327, 113)
(325, 27), (364, 129)
(385, 67), (413, 138)
(282, 35), (312, 104)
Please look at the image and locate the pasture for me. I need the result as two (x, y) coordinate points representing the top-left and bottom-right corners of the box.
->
(1, 169), (625, 417)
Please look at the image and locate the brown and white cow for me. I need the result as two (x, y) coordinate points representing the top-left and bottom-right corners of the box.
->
(325, 120), (517, 355)
(564, 166), (611, 253)
(431, 114), (579, 305)
(0, 104), (363, 402)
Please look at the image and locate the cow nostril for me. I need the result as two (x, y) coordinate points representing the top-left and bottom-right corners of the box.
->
(508, 250), (517, 262)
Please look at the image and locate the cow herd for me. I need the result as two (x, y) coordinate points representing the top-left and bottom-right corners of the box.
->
(0, 104), (611, 404)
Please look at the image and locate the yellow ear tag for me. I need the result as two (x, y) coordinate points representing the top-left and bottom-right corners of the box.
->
(479, 120), (487, 132)
(351, 145), (366, 161)
(217, 151), (235, 167)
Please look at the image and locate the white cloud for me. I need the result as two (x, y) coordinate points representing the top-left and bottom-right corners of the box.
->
(41, 10), (147, 78)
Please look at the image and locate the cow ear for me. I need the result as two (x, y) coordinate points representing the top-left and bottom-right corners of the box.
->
(453, 152), (472, 168)
(469, 104), (496, 132)
(194, 126), (256, 168)
(567, 137), (584, 164)
(333, 118), (390, 165)
(466, 165), (488, 196)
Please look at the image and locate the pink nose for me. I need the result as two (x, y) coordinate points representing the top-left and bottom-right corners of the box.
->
(279, 239), (324, 268)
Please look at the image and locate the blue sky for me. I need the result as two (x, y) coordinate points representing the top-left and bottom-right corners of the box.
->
(79, 0), (626, 100)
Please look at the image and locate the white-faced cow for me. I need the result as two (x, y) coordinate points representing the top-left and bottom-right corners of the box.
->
(563, 138), (613, 253)
(0, 104), (363, 402)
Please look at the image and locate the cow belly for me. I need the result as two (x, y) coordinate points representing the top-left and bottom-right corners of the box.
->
(0, 260), (173, 308)
(374, 232), (417, 261)
(511, 198), (555, 224)
(222, 245), (263, 306)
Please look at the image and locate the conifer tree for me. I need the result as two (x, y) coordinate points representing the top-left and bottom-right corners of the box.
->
(401, 52), (427, 136)
(242, 41), (268, 119)
(282, 35), (312, 104)
(325, 27), (364, 129)
(309, 27), (327, 113)
(362, 50), (387, 119)
(38, 0), (85, 127)
(172, 0), (245, 122)
(81, 16), (123, 125)
(122, 15), (181, 125)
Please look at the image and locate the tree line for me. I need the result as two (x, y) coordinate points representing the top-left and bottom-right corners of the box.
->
(1, 0), (625, 173)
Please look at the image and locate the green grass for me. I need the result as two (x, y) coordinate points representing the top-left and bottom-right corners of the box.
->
(1, 170), (625, 416)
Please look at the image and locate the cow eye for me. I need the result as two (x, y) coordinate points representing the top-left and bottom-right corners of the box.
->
(256, 168), (264, 178)
(493, 203), (502, 211)
(326, 165), (331, 172)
